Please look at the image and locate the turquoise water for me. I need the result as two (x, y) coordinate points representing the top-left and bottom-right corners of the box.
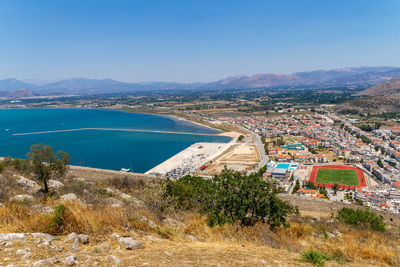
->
(276, 163), (290, 169)
(0, 109), (230, 173)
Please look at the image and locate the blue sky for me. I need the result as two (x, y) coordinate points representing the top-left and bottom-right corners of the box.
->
(0, 0), (399, 83)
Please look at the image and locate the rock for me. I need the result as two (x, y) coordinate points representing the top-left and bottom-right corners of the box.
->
(83, 189), (90, 195)
(3, 241), (13, 247)
(48, 179), (65, 190)
(9, 194), (34, 202)
(71, 238), (80, 251)
(0, 202), (3, 207)
(0, 233), (26, 241)
(16, 248), (30, 256)
(161, 217), (181, 227)
(63, 255), (77, 266)
(119, 193), (132, 201)
(15, 176), (41, 194)
(78, 234), (89, 244)
(60, 193), (78, 201)
(33, 257), (58, 267)
(106, 197), (123, 207)
(67, 233), (78, 241)
(106, 255), (122, 266)
(96, 243), (110, 251)
(260, 259), (267, 264)
(31, 233), (55, 242)
(131, 197), (146, 209)
(141, 263), (150, 266)
(118, 237), (142, 250)
(31, 205), (55, 214)
(50, 245), (64, 252)
(141, 216), (156, 227)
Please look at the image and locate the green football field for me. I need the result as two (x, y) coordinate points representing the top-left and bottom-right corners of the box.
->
(315, 168), (359, 185)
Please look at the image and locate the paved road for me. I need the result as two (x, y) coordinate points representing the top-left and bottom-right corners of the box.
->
(233, 125), (268, 173)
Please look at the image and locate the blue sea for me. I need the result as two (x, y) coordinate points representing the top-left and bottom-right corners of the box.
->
(0, 109), (230, 173)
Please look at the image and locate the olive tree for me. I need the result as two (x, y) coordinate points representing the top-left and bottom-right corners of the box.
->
(27, 144), (70, 193)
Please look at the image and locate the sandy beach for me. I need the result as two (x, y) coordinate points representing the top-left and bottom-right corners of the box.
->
(145, 142), (233, 178)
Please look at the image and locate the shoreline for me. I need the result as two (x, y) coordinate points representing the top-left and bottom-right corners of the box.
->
(1, 107), (238, 176)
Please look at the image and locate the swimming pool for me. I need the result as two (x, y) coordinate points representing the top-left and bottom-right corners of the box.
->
(276, 163), (290, 169)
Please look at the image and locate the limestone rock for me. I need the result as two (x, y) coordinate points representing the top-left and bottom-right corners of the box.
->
(31, 233), (55, 242)
(118, 237), (142, 250)
(48, 179), (65, 190)
(106, 255), (122, 266)
(78, 234), (89, 244)
(0, 233), (26, 242)
(60, 193), (78, 201)
(67, 232), (78, 241)
(32, 205), (55, 214)
(15, 176), (41, 194)
(9, 194), (34, 202)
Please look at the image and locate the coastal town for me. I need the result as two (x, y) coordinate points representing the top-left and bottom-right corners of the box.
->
(208, 111), (400, 214)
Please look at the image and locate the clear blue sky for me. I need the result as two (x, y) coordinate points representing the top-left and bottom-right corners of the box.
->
(0, 0), (399, 83)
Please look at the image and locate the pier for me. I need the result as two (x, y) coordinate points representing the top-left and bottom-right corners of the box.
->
(12, 127), (219, 136)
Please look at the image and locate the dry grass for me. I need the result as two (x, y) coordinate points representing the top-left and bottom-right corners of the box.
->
(1, 170), (400, 266)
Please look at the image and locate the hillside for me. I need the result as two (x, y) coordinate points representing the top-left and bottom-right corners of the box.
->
(0, 163), (399, 266)
(357, 78), (400, 96)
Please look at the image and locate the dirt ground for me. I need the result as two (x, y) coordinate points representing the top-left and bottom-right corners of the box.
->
(203, 144), (260, 175)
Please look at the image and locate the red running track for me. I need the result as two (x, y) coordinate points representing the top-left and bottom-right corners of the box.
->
(309, 165), (367, 190)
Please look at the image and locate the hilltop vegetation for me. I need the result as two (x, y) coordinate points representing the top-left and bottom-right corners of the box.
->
(0, 147), (400, 266)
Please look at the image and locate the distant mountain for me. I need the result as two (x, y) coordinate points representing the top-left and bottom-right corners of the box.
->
(1, 66), (400, 95)
(0, 79), (35, 92)
(0, 88), (35, 98)
(357, 78), (400, 96)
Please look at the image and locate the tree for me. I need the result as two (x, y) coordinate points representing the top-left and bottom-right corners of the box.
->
(332, 183), (339, 195)
(165, 168), (295, 229)
(27, 144), (70, 193)
(292, 180), (300, 194)
(377, 159), (384, 168)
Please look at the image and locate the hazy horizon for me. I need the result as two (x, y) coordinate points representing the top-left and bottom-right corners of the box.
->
(1, 0), (399, 83)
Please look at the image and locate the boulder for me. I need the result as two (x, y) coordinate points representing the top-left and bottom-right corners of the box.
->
(78, 234), (89, 244)
(0, 233), (26, 242)
(118, 237), (142, 250)
(9, 194), (34, 202)
(48, 179), (65, 190)
(60, 193), (78, 201)
(31, 233), (55, 242)
(67, 232), (78, 241)
(63, 254), (77, 266)
(15, 176), (41, 194)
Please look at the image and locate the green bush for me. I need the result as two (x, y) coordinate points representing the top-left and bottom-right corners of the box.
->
(165, 168), (295, 229)
(48, 204), (66, 234)
(300, 248), (332, 267)
(336, 207), (386, 231)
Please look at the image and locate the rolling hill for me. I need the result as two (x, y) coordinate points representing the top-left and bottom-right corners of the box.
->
(357, 78), (400, 96)
(1, 66), (400, 95)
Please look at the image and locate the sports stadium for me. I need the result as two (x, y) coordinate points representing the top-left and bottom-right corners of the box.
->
(309, 165), (367, 190)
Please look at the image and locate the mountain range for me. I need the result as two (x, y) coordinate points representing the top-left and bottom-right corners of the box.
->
(357, 78), (400, 96)
(1, 66), (400, 96)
